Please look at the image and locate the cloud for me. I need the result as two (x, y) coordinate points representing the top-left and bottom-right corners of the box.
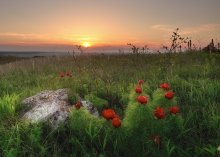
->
(152, 23), (220, 35)
(151, 24), (177, 32)
(0, 33), (47, 39)
(182, 24), (220, 35)
(0, 32), (70, 45)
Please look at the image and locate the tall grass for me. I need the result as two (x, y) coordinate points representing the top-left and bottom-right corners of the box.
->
(0, 52), (219, 156)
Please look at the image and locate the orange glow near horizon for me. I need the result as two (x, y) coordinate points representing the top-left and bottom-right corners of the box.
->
(0, 25), (219, 52)
(82, 42), (91, 48)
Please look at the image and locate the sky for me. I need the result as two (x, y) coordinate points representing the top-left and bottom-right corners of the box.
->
(0, 0), (220, 52)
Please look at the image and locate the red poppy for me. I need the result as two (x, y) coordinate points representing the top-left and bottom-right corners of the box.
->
(60, 72), (65, 78)
(75, 101), (81, 109)
(135, 86), (142, 94)
(160, 83), (170, 90)
(137, 95), (148, 104)
(113, 114), (120, 119)
(154, 106), (165, 119)
(169, 106), (180, 114)
(66, 71), (72, 77)
(150, 135), (161, 146)
(112, 117), (121, 128)
(138, 80), (144, 85)
(165, 91), (174, 100)
(102, 109), (116, 120)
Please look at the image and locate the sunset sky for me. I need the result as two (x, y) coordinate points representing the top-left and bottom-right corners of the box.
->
(0, 0), (220, 52)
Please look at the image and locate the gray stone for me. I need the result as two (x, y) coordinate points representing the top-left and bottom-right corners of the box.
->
(21, 89), (99, 128)
(81, 100), (99, 117)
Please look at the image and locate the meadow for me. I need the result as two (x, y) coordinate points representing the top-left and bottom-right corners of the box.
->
(0, 52), (220, 157)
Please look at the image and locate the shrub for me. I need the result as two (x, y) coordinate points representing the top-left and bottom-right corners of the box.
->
(122, 82), (183, 156)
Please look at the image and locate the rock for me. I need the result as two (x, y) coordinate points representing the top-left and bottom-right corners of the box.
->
(81, 100), (99, 117)
(21, 89), (99, 128)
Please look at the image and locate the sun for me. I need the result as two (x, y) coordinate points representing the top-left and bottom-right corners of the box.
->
(82, 42), (91, 48)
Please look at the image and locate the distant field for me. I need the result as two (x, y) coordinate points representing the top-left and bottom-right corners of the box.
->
(0, 52), (220, 157)
(0, 56), (24, 64)
(0, 51), (69, 58)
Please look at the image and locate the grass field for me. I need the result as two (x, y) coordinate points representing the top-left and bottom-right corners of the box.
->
(0, 52), (220, 157)
(0, 56), (25, 65)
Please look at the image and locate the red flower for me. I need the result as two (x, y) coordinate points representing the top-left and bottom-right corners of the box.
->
(60, 72), (65, 78)
(160, 83), (170, 90)
(165, 91), (174, 100)
(138, 80), (144, 85)
(150, 135), (161, 146)
(137, 95), (148, 104)
(154, 106), (165, 119)
(169, 106), (180, 114)
(102, 109), (116, 120)
(113, 114), (120, 119)
(66, 71), (72, 77)
(75, 101), (81, 109)
(112, 118), (121, 128)
(135, 86), (142, 94)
